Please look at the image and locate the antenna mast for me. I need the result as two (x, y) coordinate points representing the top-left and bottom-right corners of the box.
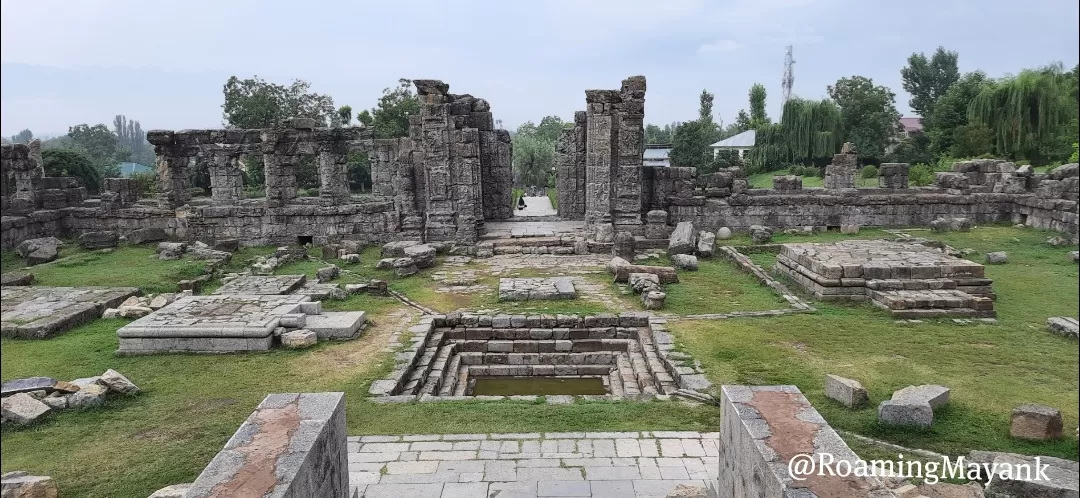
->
(781, 45), (795, 109)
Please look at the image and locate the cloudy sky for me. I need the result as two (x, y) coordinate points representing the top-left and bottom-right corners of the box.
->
(2, 0), (1078, 138)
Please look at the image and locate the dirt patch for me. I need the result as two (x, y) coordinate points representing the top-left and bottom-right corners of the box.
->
(292, 306), (417, 374)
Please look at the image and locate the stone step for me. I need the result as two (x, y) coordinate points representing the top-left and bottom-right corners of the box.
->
(868, 289), (980, 310)
(303, 311), (367, 340)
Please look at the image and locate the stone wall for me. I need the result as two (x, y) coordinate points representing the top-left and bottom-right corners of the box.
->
(718, 385), (895, 498)
(186, 392), (349, 498)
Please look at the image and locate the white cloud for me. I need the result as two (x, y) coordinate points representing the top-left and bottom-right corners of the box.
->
(698, 40), (739, 53)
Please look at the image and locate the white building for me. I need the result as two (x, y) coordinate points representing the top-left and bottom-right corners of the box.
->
(643, 144), (672, 167)
(709, 130), (756, 159)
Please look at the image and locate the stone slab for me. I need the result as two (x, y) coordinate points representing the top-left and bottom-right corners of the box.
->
(1, 286), (139, 339)
(305, 311), (367, 340)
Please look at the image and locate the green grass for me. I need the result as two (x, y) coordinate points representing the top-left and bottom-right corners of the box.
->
(666, 225), (1079, 459)
(4, 246), (208, 294)
(658, 256), (788, 315)
(1, 225), (1076, 496)
(747, 173), (877, 189)
(1, 317), (715, 497)
(547, 187), (558, 210)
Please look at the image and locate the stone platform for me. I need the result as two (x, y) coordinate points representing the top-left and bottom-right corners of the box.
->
(1, 286), (139, 339)
(498, 278), (577, 301)
(347, 431), (719, 497)
(776, 240), (996, 318)
(116, 294), (365, 353)
(212, 274), (307, 295)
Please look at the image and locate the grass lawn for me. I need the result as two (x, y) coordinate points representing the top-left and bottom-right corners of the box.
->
(2, 245), (208, 294)
(667, 225), (1079, 460)
(1, 224), (1076, 496)
(747, 173), (877, 189)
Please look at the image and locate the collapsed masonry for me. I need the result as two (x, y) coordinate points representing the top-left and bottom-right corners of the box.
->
(2, 76), (1078, 251)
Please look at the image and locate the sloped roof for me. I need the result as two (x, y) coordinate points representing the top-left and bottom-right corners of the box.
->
(710, 130), (756, 148)
(643, 147), (670, 160)
(899, 117), (923, 133)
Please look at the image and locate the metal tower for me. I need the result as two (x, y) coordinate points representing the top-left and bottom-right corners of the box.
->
(781, 46), (794, 107)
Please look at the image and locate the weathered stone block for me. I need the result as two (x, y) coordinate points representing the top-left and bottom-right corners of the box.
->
(825, 374), (869, 408)
(668, 221), (696, 255)
(877, 399), (933, 428)
(671, 254), (698, 271)
(282, 329), (318, 349)
(1010, 404), (1063, 441)
(78, 231), (119, 249)
(1, 393), (51, 425)
(986, 251), (1008, 264)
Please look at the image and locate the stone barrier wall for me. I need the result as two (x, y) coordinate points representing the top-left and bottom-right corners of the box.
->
(718, 385), (896, 498)
(186, 392), (349, 498)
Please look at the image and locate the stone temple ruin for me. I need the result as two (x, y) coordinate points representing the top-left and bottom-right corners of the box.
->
(2, 76), (1078, 253)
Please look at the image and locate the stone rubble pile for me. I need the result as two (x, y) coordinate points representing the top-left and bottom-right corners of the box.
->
(247, 245), (308, 274)
(1, 370), (140, 426)
(930, 216), (973, 232)
(102, 292), (182, 319)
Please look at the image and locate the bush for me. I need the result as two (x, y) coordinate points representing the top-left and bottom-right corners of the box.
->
(130, 171), (158, 196)
(909, 163), (936, 186)
(860, 165), (878, 179)
(41, 148), (103, 193)
(1070, 142), (1079, 163)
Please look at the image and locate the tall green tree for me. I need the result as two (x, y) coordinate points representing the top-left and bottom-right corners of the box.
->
(901, 46), (960, 118)
(968, 64), (1075, 161)
(11, 129), (33, 143)
(112, 115), (153, 165)
(925, 71), (991, 156)
(749, 84), (770, 127)
(644, 123), (677, 144)
(337, 105), (353, 126)
(357, 79), (420, 139)
(669, 121), (713, 172)
(68, 124), (121, 165)
(828, 76), (901, 161)
(748, 98), (841, 172)
(512, 133), (554, 188)
(222, 76), (336, 128)
(534, 116), (566, 143)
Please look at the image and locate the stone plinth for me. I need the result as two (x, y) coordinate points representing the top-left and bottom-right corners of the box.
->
(776, 240), (995, 318)
(212, 275), (308, 295)
(718, 385), (893, 498)
(2, 286), (139, 339)
(824, 151), (857, 189)
(498, 278), (577, 301)
(186, 392), (349, 498)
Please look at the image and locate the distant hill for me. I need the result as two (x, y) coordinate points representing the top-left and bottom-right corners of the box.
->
(118, 162), (153, 176)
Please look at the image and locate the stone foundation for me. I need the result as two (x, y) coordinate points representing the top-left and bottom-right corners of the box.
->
(776, 240), (995, 318)
(2, 286), (139, 339)
(718, 385), (896, 498)
(186, 392), (349, 498)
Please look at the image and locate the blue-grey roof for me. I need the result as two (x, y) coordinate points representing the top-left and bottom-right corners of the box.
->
(643, 148), (670, 160)
(710, 130), (756, 148)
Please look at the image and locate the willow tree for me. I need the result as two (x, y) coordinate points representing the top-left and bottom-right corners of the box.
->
(968, 64), (1074, 159)
(746, 98), (841, 172)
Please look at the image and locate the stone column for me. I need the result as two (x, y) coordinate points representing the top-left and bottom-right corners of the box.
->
(878, 163), (910, 189)
(555, 111), (587, 220)
(585, 89), (621, 236)
(824, 144), (857, 189)
(147, 130), (193, 209)
(316, 146), (350, 206)
(207, 145), (244, 203)
(614, 76), (646, 234)
(260, 130), (299, 208)
(415, 79), (457, 242)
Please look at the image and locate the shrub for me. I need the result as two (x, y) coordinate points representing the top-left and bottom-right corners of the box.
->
(909, 163), (936, 186)
(859, 165), (878, 179)
(1070, 142), (1079, 162)
(130, 171), (158, 196)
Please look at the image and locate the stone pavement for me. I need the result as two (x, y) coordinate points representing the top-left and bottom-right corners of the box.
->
(514, 196), (559, 217)
(348, 431), (718, 497)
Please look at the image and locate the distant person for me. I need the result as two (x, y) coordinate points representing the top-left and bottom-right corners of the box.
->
(517, 196), (527, 210)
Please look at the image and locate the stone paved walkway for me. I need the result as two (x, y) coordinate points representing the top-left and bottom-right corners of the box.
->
(348, 431), (719, 497)
(513, 196), (558, 217)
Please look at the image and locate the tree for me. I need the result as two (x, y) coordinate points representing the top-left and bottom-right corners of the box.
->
(112, 115), (153, 165)
(68, 124), (120, 164)
(337, 105), (353, 126)
(359, 79), (420, 139)
(949, 123), (994, 157)
(888, 132), (933, 165)
(41, 149), (103, 193)
(534, 116), (566, 143)
(828, 76), (901, 161)
(968, 64), (1074, 161)
(11, 129), (33, 143)
(901, 46), (960, 118)
(748, 98), (842, 173)
(644, 123), (678, 144)
(669, 121), (713, 172)
(512, 133), (554, 188)
(925, 71), (991, 156)
(697, 90), (720, 145)
(222, 76), (336, 128)
(749, 84), (770, 127)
